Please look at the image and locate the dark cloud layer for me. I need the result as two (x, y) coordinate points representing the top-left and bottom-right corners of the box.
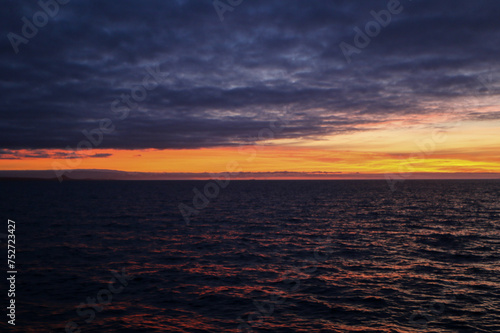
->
(1, 0), (499, 149)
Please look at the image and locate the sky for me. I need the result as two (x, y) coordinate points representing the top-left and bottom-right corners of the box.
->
(1, 0), (500, 179)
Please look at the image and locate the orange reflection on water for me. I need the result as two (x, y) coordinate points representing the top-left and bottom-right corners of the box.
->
(117, 313), (239, 332)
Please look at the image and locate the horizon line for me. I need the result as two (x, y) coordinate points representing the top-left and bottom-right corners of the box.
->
(1, 169), (500, 181)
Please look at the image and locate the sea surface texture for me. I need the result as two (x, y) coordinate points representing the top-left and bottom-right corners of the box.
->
(0, 180), (499, 332)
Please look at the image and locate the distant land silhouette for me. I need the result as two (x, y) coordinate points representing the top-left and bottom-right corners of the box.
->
(1, 170), (500, 181)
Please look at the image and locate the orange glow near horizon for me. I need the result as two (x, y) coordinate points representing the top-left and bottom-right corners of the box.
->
(1, 117), (500, 177)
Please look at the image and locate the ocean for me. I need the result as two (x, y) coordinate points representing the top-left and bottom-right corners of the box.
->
(0, 180), (499, 332)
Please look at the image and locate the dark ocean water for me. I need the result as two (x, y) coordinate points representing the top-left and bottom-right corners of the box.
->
(0, 180), (499, 332)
